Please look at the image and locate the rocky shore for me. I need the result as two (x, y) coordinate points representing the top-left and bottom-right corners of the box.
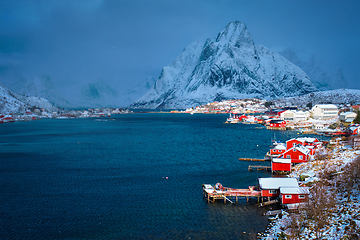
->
(260, 140), (360, 239)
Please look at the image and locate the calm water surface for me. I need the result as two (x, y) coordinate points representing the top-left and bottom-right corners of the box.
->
(0, 114), (324, 239)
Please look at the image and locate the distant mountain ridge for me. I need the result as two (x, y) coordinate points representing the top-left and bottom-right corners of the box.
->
(131, 21), (317, 109)
(7, 74), (152, 109)
(10, 74), (74, 108)
(0, 84), (59, 114)
(279, 48), (348, 90)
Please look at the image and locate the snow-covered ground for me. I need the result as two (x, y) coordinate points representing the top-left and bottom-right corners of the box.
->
(261, 144), (360, 239)
(274, 89), (360, 108)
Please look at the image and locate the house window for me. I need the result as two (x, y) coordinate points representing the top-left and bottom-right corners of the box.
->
(285, 195), (292, 199)
(269, 190), (277, 194)
(299, 155), (303, 160)
(286, 155), (290, 159)
(293, 143), (296, 147)
(293, 149), (296, 152)
(299, 195), (305, 199)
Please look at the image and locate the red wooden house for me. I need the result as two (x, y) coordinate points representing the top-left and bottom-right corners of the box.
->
(238, 115), (248, 121)
(278, 145), (311, 163)
(271, 158), (291, 172)
(2, 116), (14, 123)
(258, 178), (298, 199)
(286, 137), (320, 154)
(279, 187), (310, 209)
(269, 119), (286, 128)
(269, 143), (286, 157)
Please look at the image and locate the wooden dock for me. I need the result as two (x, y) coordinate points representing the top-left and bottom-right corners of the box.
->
(239, 158), (267, 162)
(248, 165), (271, 171)
(266, 126), (287, 130)
(255, 199), (278, 207)
(202, 184), (261, 204)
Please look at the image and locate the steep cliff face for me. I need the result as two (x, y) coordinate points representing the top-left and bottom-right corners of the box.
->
(132, 21), (317, 109)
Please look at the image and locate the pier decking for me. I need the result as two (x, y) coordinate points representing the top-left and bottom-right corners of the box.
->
(248, 165), (271, 171)
(202, 184), (261, 203)
(238, 158), (267, 161)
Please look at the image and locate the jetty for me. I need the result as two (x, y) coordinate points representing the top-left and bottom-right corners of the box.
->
(239, 158), (268, 162)
(202, 183), (261, 203)
(248, 165), (271, 171)
(255, 199), (278, 207)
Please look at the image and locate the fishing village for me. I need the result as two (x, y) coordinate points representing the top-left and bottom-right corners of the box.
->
(2, 97), (359, 238)
(189, 99), (360, 239)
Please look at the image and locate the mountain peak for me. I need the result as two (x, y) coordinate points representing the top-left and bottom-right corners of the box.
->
(132, 21), (317, 109)
(215, 21), (254, 48)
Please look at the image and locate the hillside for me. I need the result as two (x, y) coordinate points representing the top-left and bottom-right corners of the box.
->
(273, 89), (360, 107)
(0, 84), (59, 114)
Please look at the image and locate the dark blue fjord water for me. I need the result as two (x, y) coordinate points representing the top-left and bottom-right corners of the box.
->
(0, 114), (323, 239)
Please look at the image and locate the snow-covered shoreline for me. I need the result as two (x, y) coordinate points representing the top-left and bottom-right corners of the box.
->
(260, 143), (360, 239)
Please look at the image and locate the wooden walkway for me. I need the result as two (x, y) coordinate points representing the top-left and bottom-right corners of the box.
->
(266, 126), (287, 130)
(202, 184), (261, 203)
(239, 158), (267, 161)
(256, 199), (278, 207)
(248, 165), (271, 171)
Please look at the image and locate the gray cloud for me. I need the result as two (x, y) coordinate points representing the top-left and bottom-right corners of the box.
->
(1, 0), (359, 92)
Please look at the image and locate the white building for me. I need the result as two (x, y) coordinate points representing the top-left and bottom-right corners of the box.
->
(310, 104), (338, 120)
(339, 112), (357, 122)
(280, 110), (309, 121)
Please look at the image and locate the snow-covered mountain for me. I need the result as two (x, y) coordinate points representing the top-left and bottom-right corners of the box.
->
(123, 76), (156, 106)
(131, 21), (317, 109)
(10, 74), (74, 108)
(279, 48), (348, 90)
(273, 89), (360, 107)
(0, 84), (59, 114)
(7, 73), (154, 109)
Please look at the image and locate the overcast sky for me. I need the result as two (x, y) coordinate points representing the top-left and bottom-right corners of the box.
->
(1, 0), (359, 92)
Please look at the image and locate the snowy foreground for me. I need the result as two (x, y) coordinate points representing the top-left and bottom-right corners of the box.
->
(261, 144), (360, 239)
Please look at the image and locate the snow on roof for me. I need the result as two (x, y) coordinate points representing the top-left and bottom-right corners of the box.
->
(272, 158), (291, 164)
(340, 112), (357, 116)
(274, 144), (286, 150)
(314, 104), (338, 109)
(280, 187), (310, 195)
(296, 137), (317, 143)
(282, 144), (311, 156)
(258, 178), (298, 189)
(296, 145), (311, 155)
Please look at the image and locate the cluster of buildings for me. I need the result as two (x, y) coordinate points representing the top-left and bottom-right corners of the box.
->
(269, 137), (321, 172)
(203, 177), (309, 210)
(0, 108), (133, 123)
(224, 103), (360, 136)
(205, 101), (360, 210)
(184, 99), (267, 114)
